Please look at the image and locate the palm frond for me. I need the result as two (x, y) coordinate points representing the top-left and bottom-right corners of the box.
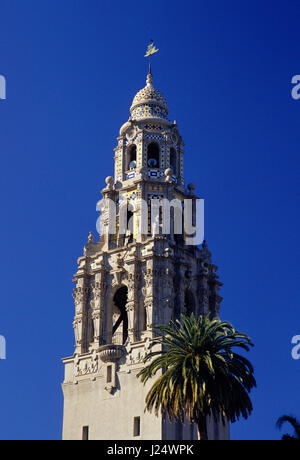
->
(276, 415), (300, 440)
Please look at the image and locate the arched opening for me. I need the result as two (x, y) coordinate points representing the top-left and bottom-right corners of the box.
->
(170, 147), (177, 174)
(184, 290), (196, 316)
(127, 145), (137, 170)
(112, 286), (128, 344)
(147, 142), (160, 168)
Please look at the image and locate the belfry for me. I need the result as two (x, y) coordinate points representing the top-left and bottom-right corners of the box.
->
(62, 65), (229, 440)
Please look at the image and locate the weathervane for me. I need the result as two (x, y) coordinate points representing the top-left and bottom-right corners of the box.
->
(144, 40), (159, 74)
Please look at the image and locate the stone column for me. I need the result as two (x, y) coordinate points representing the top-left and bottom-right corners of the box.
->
(126, 268), (139, 342)
(72, 277), (89, 355)
(143, 259), (155, 336)
(91, 265), (107, 349)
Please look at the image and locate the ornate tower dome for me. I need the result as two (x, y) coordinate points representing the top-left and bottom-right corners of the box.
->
(130, 71), (168, 121)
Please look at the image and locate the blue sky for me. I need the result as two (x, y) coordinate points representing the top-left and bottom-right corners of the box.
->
(0, 0), (299, 440)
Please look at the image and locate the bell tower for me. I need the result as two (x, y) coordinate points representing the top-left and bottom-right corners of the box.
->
(61, 69), (229, 440)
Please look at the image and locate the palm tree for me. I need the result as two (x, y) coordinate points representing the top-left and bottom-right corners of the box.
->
(137, 313), (256, 440)
(276, 415), (300, 440)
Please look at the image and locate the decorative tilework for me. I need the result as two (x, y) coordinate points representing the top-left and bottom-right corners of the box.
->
(131, 104), (168, 121)
(148, 170), (164, 178)
(161, 145), (165, 168)
(144, 123), (162, 131)
(137, 142), (143, 167)
(132, 86), (167, 109)
(114, 148), (123, 179)
(130, 76), (169, 121)
(145, 134), (164, 141)
(126, 172), (136, 180)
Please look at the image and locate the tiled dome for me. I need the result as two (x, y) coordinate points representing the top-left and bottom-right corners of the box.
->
(130, 72), (168, 120)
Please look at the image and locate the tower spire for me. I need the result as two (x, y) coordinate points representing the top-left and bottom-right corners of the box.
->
(146, 65), (153, 86)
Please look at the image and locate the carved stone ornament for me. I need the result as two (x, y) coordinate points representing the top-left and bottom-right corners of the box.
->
(125, 338), (153, 366)
(126, 126), (137, 141)
(74, 352), (100, 377)
(99, 344), (124, 363)
(73, 286), (89, 305)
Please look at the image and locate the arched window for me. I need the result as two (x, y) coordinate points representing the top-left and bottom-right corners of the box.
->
(170, 147), (177, 174)
(147, 142), (160, 168)
(112, 286), (128, 344)
(127, 145), (137, 170)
